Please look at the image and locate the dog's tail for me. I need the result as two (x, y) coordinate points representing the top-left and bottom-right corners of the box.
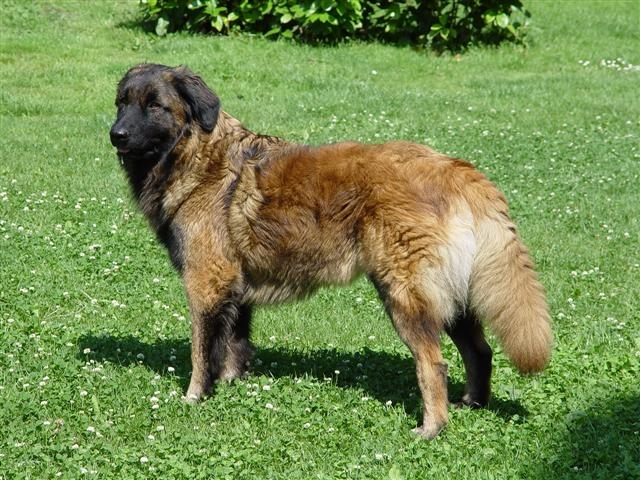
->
(469, 211), (552, 373)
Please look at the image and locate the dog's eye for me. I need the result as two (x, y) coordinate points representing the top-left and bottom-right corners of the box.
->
(148, 102), (164, 111)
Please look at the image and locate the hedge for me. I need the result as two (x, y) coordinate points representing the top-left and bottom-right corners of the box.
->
(139, 0), (530, 51)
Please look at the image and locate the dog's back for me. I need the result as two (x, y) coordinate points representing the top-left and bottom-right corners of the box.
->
(231, 140), (551, 378)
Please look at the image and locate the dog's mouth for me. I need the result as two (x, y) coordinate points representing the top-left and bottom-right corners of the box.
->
(115, 144), (164, 163)
(112, 133), (178, 162)
(113, 142), (148, 156)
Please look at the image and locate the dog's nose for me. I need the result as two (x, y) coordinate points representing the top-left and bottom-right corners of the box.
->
(110, 127), (129, 145)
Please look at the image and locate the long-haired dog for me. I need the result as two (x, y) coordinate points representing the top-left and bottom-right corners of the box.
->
(110, 64), (552, 438)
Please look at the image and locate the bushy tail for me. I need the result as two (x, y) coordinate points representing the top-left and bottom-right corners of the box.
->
(470, 215), (552, 373)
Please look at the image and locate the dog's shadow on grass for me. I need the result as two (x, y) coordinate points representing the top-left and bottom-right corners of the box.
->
(77, 333), (527, 422)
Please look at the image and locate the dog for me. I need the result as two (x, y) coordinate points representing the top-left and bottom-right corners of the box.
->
(109, 63), (552, 439)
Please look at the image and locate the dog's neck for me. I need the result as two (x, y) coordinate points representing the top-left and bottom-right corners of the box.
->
(133, 111), (292, 236)
(215, 111), (294, 174)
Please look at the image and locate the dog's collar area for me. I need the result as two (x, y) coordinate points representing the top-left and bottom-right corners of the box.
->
(166, 124), (189, 158)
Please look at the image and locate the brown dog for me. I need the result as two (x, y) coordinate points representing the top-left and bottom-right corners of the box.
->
(110, 64), (552, 439)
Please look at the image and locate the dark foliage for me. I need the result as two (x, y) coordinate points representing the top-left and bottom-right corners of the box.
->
(139, 0), (530, 51)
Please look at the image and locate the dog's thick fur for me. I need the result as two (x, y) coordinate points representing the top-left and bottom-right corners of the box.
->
(110, 63), (552, 439)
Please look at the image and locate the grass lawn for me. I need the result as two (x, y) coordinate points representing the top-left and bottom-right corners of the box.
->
(1, 0), (638, 478)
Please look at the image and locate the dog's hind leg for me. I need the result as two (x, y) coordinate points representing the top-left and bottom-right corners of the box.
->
(445, 312), (492, 408)
(371, 277), (449, 439)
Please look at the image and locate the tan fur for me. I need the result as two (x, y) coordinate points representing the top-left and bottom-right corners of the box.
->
(111, 64), (552, 439)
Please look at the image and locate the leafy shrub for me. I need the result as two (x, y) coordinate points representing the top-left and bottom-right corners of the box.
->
(139, 0), (530, 50)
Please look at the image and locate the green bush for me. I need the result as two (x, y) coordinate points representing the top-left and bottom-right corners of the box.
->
(139, 0), (530, 50)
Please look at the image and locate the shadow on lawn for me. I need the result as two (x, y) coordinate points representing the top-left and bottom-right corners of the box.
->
(77, 333), (527, 422)
(544, 394), (640, 479)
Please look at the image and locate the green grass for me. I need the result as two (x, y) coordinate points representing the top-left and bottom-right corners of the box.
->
(1, 0), (639, 478)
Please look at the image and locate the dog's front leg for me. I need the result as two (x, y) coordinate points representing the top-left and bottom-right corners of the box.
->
(182, 264), (243, 403)
(185, 304), (216, 403)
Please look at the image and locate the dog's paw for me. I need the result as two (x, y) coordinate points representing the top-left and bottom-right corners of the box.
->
(412, 423), (444, 440)
(217, 364), (249, 383)
(184, 378), (211, 404)
(183, 393), (201, 405)
(452, 393), (487, 409)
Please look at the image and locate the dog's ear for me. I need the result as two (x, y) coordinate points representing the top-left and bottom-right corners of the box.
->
(172, 67), (220, 133)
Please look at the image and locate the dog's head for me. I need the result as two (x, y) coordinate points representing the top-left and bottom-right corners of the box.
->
(109, 64), (220, 161)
